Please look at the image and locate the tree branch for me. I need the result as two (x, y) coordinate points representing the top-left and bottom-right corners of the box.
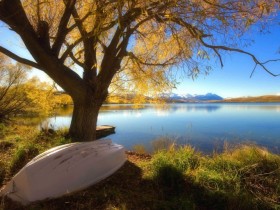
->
(71, 6), (87, 37)
(52, 0), (76, 56)
(0, 46), (43, 70)
(69, 52), (84, 68)
(0, 0), (87, 98)
(97, 38), (107, 52)
(71, 5), (97, 80)
(60, 37), (83, 63)
(213, 48), (224, 68)
(67, 11), (92, 34)
(169, 16), (279, 77)
(126, 51), (177, 67)
(199, 37), (280, 77)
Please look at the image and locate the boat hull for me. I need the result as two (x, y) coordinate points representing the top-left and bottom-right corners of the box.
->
(0, 139), (126, 205)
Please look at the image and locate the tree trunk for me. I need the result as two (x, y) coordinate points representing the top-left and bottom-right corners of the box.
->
(69, 96), (102, 142)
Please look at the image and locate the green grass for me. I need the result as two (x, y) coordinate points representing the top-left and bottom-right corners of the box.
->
(9, 144), (39, 175)
(0, 121), (72, 179)
(147, 144), (280, 209)
(0, 123), (7, 137)
(0, 122), (280, 210)
(150, 144), (200, 175)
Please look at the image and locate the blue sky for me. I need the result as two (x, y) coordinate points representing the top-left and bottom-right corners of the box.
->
(174, 22), (280, 98)
(0, 16), (280, 98)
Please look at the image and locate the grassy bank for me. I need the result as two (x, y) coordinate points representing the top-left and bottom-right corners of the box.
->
(0, 122), (280, 210)
(221, 95), (280, 103)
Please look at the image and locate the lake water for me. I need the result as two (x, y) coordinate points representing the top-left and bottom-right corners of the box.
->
(45, 103), (280, 153)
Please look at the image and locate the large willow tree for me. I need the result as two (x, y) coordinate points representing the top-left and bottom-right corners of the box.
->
(0, 0), (278, 141)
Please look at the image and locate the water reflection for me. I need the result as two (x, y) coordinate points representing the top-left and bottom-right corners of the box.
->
(44, 103), (280, 154)
(221, 103), (280, 111)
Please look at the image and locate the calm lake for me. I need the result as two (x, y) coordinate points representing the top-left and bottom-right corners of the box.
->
(45, 103), (280, 154)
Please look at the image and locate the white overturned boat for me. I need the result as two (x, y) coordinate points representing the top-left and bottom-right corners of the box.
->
(0, 139), (126, 205)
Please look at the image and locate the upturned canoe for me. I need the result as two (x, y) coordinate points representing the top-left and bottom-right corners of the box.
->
(0, 139), (126, 205)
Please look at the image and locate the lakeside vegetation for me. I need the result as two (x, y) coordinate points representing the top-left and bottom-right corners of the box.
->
(1, 122), (279, 210)
(0, 56), (71, 121)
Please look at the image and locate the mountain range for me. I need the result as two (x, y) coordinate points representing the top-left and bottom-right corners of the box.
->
(165, 93), (223, 102)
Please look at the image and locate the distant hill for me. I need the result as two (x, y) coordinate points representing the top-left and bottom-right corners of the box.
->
(166, 93), (223, 102)
(221, 95), (280, 103)
(194, 93), (223, 101)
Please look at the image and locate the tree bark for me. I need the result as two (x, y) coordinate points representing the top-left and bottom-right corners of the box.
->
(69, 96), (102, 141)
